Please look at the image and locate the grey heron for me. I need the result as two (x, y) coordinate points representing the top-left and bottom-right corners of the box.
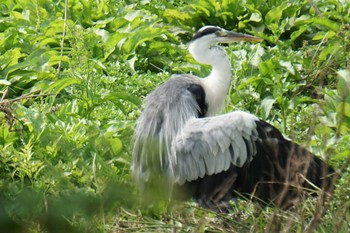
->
(132, 25), (335, 210)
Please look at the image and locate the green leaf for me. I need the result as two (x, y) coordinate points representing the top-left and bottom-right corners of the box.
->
(279, 60), (295, 75)
(337, 103), (350, 118)
(122, 27), (165, 54)
(190, 4), (211, 17)
(290, 25), (309, 42)
(260, 96), (276, 119)
(312, 31), (336, 41)
(319, 39), (341, 61)
(103, 92), (141, 106)
(103, 31), (128, 59)
(332, 150), (350, 161)
(43, 77), (81, 95)
(249, 12), (262, 22)
(265, 2), (289, 24)
(0, 48), (24, 70)
(94, 134), (122, 155)
(107, 138), (122, 155)
(163, 9), (192, 21)
(295, 16), (340, 32)
(39, 38), (61, 47)
(15, 104), (45, 134)
(0, 79), (11, 86)
(189, 0), (217, 17)
(312, 17), (340, 32)
(337, 69), (350, 98)
(258, 60), (275, 76)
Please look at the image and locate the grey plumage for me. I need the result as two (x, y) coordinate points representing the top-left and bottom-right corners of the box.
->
(132, 75), (202, 183)
(132, 74), (260, 184)
(132, 73), (260, 185)
(172, 111), (258, 184)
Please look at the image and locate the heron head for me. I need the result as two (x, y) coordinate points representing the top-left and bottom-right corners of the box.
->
(189, 25), (263, 66)
(190, 25), (263, 45)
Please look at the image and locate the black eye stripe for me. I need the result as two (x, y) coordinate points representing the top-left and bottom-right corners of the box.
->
(191, 27), (221, 42)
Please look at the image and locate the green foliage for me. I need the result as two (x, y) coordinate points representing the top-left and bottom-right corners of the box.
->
(0, 0), (350, 232)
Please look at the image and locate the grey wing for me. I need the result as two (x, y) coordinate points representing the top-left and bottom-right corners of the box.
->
(132, 74), (203, 183)
(172, 111), (259, 185)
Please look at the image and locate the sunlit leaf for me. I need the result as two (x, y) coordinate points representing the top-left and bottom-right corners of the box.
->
(44, 77), (81, 95)
(122, 27), (166, 54)
(279, 60), (295, 75)
(295, 16), (340, 32)
(108, 137), (122, 154)
(0, 79), (11, 86)
(103, 31), (128, 60)
(318, 39), (341, 61)
(312, 17), (340, 31)
(312, 31), (336, 41)
(15, 104), (45, 134)
(258, 60), (275, 76)
(163, 9), (192, 21)
(265, 2), (289, 24)
(260, 96), (276, 119)
(249, 12), (262, 22)
(190, 4), (211, 17)
(337, 102), (350, 117)
(290, 25), (309, 42)
(39, 38), (61, 47)
(0, 48), (24, 69)
(337, 69), (350, 97)
(103, 92), (141, 106)
(339, 123), (350, 135)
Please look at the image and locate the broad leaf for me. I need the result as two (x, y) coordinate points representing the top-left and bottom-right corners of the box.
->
(260, 96), (276, 119)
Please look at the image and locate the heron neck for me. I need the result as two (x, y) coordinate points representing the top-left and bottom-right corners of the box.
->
(207, 52), (232, 90)
(201, 47), (232, 116)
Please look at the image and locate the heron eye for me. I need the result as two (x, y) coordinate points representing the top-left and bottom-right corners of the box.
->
(214, 31), (221, 36)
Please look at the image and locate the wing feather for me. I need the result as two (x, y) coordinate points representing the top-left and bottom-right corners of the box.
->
(217, 127), (232, 152)
(205, 153), (216, 176)
(132, 74), (202, 183)
(173, 111), (259, 184)
(231, 137), (243, 165)
(236, 135), (248, 166)
(223, 149), (231, 171)
(215, 152), (225, 174)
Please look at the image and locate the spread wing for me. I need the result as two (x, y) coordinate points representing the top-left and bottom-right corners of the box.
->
(172, 111), (259, 185)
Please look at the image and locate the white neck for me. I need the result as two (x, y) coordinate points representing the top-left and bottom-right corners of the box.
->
(189, 42), (232, 116)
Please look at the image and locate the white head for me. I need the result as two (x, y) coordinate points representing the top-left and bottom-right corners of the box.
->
(189, 25), (262, 65)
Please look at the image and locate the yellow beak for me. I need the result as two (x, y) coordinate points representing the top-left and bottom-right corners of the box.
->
(217, 30), (263, 43)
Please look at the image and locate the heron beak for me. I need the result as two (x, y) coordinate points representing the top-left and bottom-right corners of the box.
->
(217, 30), (263, 43)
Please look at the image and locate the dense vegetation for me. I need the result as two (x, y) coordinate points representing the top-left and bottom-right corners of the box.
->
(0, 0), (349, 232)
